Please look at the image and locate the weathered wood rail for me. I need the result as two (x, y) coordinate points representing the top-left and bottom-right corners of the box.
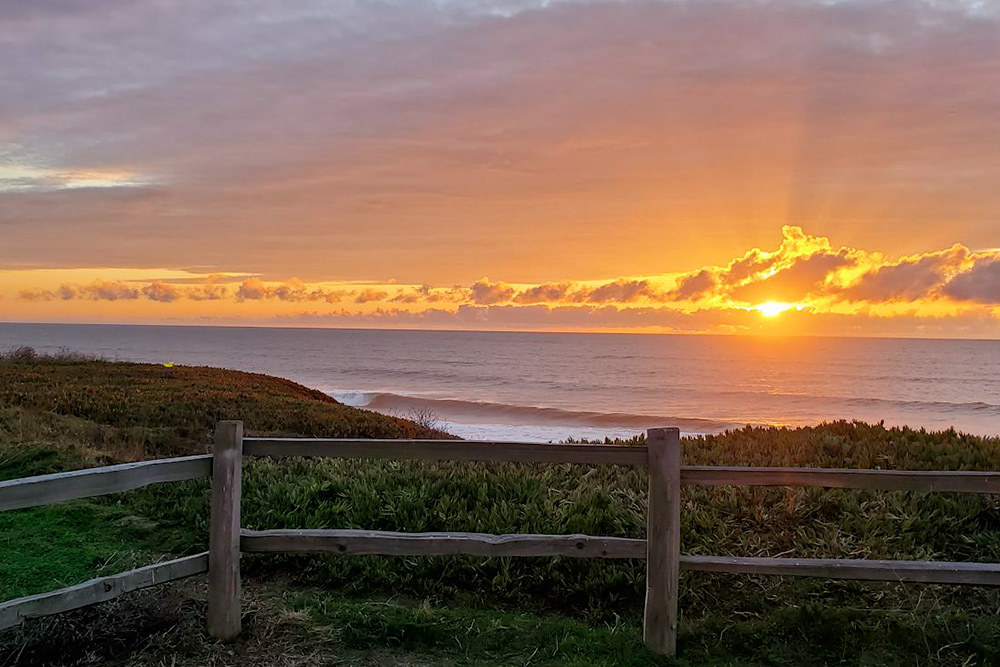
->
(3, 420), (1000, 658)
(0, 455), (212, 512)
(0, 554), (209, 631)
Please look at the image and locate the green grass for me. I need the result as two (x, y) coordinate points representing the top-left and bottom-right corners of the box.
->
(290, 591), (998, 667)
(291, 594), (666, 666)
(1, 354), (1000, 665)
(0, 502), (183, 601)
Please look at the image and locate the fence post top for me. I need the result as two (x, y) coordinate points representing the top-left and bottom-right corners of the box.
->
(214, 421), (244, 452)
(214, 421), (244, 437)
(646, 427), (680, 440)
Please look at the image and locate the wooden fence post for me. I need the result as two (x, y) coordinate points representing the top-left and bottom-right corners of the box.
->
(208, 420), (243, 640)
(644, 427), (681, 656)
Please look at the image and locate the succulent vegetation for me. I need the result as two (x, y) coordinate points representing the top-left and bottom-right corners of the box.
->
(1, 351), (999, 665)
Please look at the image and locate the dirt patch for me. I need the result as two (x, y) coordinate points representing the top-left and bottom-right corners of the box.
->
(0, 585), (199, 666)
(0, 578), (438, 667)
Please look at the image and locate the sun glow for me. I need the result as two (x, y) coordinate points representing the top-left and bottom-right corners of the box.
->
(755, 301), (795, 318)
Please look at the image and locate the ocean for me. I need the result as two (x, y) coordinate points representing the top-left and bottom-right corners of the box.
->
(0, 322), (997, 441)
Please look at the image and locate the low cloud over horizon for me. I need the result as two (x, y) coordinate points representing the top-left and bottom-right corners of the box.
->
(5, 227), (1000, 337)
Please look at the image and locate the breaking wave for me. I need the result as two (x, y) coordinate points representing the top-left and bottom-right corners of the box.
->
(329, 391), (740, 433)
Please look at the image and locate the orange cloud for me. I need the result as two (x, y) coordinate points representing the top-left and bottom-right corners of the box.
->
(580, 280), (659, 304)
(354, 289), (389, 304)
(943, 257), (1000, 304)
(6, 227), (1000, 336)
(21, 281), (140, 302)
(235, 277), (348, 303)
(469, 279), (516, 305)
(235, 278), (269, 301)
(186, 276), (229, 301)
(20, 277), (229, 303)
(841, 245), (971, 303)
(665, 270), (716, 302)
(514, 282), (575, 304)
(141, 281), (181, 303)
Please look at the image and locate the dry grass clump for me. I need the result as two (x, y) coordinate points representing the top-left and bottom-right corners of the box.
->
(0, 580), (328, 667)
(0, 346), (98, 363)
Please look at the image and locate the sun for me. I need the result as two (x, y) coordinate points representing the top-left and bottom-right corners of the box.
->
(755, 301), (795, 318)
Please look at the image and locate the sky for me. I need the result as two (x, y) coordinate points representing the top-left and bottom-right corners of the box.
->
(1, 0), (999, 337)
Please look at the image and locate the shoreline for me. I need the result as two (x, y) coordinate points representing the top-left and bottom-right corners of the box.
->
(328, 387), (1000, 441)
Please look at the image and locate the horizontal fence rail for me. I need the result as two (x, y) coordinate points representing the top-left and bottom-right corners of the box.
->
(244, 437), (648, 465)
(0, 455), (213, 512)
(0, 553), (208, 631)
(245, 438), (1000, 493)
(682, 466), (1000, 494)
(239, 528), (1000, 586)
(241, 529), (647, 558)
(683, 555), (1000, 586)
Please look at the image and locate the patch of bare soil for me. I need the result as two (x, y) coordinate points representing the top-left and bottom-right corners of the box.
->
(0, 578), (446, 667)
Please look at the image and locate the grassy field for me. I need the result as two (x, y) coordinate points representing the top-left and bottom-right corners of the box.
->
(1, 351), (999, 665)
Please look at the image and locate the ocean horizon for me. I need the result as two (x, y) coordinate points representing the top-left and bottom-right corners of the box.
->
(1, 321), (997, 441)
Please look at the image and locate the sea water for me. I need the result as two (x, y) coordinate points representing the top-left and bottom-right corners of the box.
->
(1, 323), (997, 441)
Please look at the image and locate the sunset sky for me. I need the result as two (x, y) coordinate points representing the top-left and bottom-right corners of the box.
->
(2, 0), (999, 337)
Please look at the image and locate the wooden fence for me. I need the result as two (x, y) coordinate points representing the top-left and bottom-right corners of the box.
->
(2, 420), (1000, 657)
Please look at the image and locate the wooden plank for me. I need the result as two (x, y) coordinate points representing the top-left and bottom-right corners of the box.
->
(244, 438), (1000, 494)
(0, 455), (213, 512)
(0, 552), (208, 631)
(238, 528), (1000, 587)
(241, 529), (646, 558)
(680, 555), (1000, 586)
(243, 438), (646, 465)
(207, 421), (243, 641)
(643, 427), (681, 657)
(681, 466), (1000, 493)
